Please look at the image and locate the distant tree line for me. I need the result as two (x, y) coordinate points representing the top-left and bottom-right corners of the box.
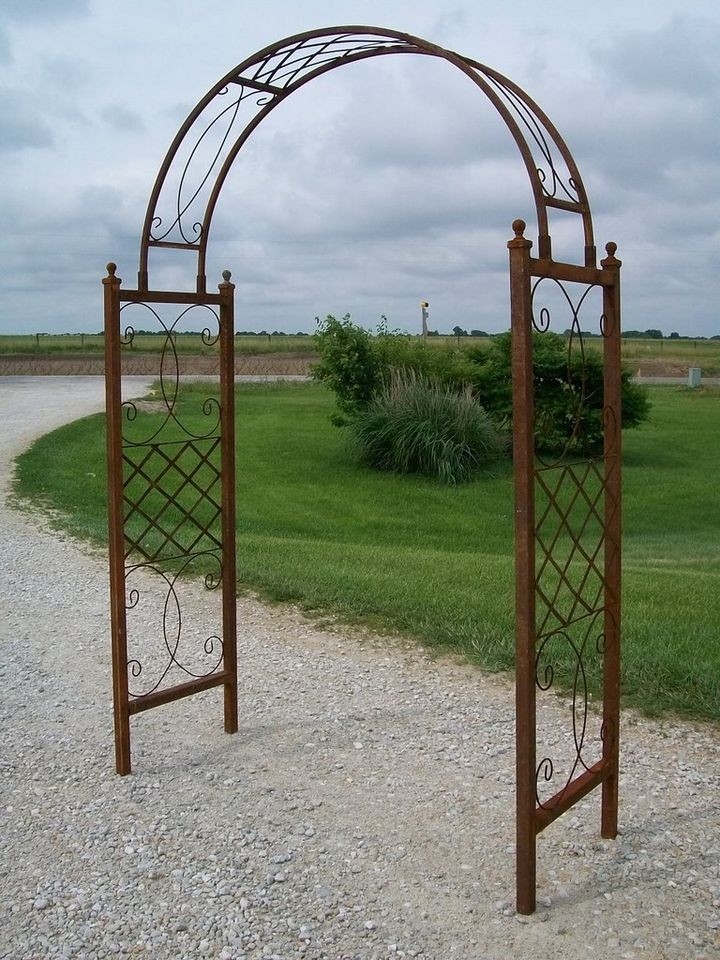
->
(236, 330), (311, 337)
(89, 326), (720, 340)
(450, 327), (490, 338)
(563, 327), (720, 341)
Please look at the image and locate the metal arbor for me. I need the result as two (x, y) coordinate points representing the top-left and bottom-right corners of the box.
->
(102, 26), (622, 916)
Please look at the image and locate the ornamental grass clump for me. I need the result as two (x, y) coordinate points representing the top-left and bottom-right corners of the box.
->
(348, 369), (506, 484)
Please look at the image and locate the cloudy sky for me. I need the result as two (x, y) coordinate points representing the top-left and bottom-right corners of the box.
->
(1, 0), (719, 337)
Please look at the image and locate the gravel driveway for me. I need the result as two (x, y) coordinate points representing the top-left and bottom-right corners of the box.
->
(1, 377), (719, 960)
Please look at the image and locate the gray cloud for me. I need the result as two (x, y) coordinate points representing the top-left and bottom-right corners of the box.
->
(0, 0), (90, 68)
(3, 0), (90, 22)
(0, 92), (54, 151)
(39, 56), (90, 91)
(1, 2), (719, 338)
(594, 16), (720, 97)
(582, 15), (720, 184)
(100, 105), (145, 133)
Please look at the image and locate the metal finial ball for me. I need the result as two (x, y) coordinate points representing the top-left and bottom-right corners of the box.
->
(107, 262), (117, 276)
(222, 270), (232, 282)
(605, 241), (617, 257)
(512, 219), (526, 237)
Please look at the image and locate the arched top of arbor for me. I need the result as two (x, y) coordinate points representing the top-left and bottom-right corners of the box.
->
(139, 25), (597, 293)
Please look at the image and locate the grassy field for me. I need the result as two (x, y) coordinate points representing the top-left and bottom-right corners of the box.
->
(614, 337), (720, 371)
(2, 332), (719, 371)
(13, 383), (720, 721)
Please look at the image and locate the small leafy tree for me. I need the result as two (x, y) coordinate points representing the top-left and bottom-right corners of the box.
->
(312, 315), (380, 419)
(312, 315), (475, 416)
(466, 331), (650, 455)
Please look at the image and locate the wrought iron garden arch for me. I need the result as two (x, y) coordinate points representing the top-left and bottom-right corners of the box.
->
(103, 25), (622, 915)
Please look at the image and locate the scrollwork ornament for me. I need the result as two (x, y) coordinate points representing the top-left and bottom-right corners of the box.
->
(536, 756), (554, 788)
(536, 649), (554, 692)
(202, 396), (221, 421)
(201, 325), (219, 347)
(533, 305), (551, 333)
(152, 93), (244, 245)
(534, 612), (605, 808)
(125, 552), (225, 698)
(482, 72), (580, 204)
(530, 277), (605, 466)
(119, 302), (222, 446)
(602, 404), (619, 437)
(600, 716), (616, 753)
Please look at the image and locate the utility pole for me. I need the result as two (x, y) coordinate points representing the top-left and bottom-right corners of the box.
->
(421, 301), (429, 341)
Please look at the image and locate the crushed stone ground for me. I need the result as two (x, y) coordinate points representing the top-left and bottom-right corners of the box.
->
(1, 376), (718, 960)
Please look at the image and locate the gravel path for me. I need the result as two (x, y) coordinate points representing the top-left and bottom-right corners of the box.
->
(1, 377), (719, 960)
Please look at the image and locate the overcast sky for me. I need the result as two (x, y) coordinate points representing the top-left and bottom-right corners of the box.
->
(1, 0), (719, 337)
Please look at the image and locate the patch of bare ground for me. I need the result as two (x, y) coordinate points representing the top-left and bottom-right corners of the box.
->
(0, 353), (315, 377)
(629, 357), (708, 378)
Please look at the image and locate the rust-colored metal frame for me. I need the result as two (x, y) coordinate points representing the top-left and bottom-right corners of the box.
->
(510, 221), (622, 913)
(103, 24), (622, 914)
(134, 25), (597, 298)
(103, 265), (237, 776)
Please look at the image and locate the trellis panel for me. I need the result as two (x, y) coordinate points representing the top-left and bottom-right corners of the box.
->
(510, 222), (621, 914)
(103, 265), (237, 775)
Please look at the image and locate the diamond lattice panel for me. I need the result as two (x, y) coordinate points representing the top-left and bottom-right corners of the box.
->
(123, 437), (222, 562)
(535, 460), (606, 636)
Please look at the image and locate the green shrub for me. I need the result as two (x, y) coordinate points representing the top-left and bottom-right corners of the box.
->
(467, 331), (651, 455)
(312, 314), (380, 418)
(312, 315), (651, 456)
(312, 315), (474, 418)
(348, 369), (506, 483)
(372, 334), (477, 386)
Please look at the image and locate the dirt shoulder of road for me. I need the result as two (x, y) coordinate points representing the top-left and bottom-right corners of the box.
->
(0, 353), (700, 378)
(0, 353), (315, 377)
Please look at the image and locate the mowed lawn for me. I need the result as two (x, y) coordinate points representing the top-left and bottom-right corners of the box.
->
(14, 383), (720, 721)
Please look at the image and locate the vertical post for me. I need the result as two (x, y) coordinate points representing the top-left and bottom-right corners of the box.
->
(218, 271), (238, 734)
(601, 242), (622, 838)
(509, 220), (537, 915)
(103, 263), (132, 775)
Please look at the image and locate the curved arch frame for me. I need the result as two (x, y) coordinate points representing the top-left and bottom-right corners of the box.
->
(103, 25), (622, 919)
(137, 25), (596, 293)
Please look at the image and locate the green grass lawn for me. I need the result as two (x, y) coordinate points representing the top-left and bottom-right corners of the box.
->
(13, 383), (720, 721)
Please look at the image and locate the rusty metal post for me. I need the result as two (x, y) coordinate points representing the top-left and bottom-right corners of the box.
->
(103, 263), (132, 775)
(601, 242), (622, 838)
(218, 271), (238, 734)
(509, 220), (537, 915)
